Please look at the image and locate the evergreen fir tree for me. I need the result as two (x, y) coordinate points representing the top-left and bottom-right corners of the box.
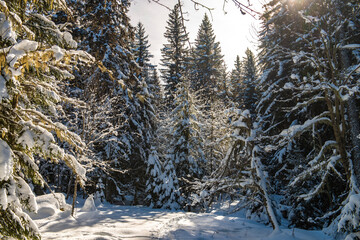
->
(217, 62), (232, 105)
(148, 67), (162, 109)
(191, 13), (224, 104)
(189, 14), (226, 179)
(67, 0), (155, 204)
(134, 22), (153, 68)
(230, 55), (243, 104)
(0, 0), (92, 238)
(241, 49), (258, 115)
(229, 50), (257, 114)
(133, 21), (160, 130)
(160, 3), (189, 108)
(257, 0), (360, 235)
(167, 79), (206, 208)
(145, 146), (164, 208)
(159, 154), (182, 210)
(255, 2), (317, 229)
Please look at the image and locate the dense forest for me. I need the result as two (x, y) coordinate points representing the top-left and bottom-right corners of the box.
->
(0, 0), (359, 239)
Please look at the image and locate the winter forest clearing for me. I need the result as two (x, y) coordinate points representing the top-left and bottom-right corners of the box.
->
(33, 193), (330, 240)
(0, 0), (360, 239)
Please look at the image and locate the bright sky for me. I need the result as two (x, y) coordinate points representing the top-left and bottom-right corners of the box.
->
(128, 0), (263, 71)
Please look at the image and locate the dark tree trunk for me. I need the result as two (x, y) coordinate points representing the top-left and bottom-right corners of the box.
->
(340, 38), (360, 184)
(348, 96), (360, 184)
(71, 177), (78, 217)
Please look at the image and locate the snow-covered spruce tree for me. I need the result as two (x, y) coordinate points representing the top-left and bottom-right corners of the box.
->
(51, 0), (129, 202)
(159, 151), (182, 210)
(133, 22), (161, 109)
(68, 0), (155, 204)
(80, 0), (137, 202)
(229, 55), (243, 105)
(161, 3), (189, 109)
(284, 1), (360, 237)
(33, 4), (90, 197)
(241, 49), (258, 116)
(132, 20), (159, 124)
(133, 22), (153, 69)
(85, 94), (122, 199)
(257, 0), (360, 235)
(0, 0), (92, 239)
(207, 62), (233, 175)
(145, 146), (164, 208)
(187, 105), (237, 211)
(197, 95), (231, 176)
(190, 13), (224, 104)
(189, 13), (226, 178)
(148, 66), (162, 110)
(38, 0), (118, 199)
(132, 22), (161, 205)
(144, 100), (179, 209)
(217, 62), (232, 105)
(167, 78), (206, 209)
(229, 49), (258, 115)
(256, 0), (321, 229)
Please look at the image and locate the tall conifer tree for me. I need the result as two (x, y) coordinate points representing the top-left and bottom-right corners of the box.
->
(0, 0), (91, 238)
(191, 14), (224, 104)
(190, 14), (225, 176)
(167, 79), (206, 208)
(257, 0), (360, 235)
(241, 49), (257, 115)
(160, 3), (189, 108)
(230, 55), (243, 104)
(134, 22), (153, 68)
(68, 0), (155, 204)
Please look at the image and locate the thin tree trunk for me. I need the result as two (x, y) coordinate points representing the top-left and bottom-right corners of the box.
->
(57, 165), (60, 192)
(71, 177), (78, 217)
(82, 110), (86, 140)
(252, 148), (280, 231)
(324, 90), (349, 178)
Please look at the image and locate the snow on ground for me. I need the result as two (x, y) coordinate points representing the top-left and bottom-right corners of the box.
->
(33, 194), (332, 240)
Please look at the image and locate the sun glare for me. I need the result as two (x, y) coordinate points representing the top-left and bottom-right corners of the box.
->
(288, 0), (305, 9)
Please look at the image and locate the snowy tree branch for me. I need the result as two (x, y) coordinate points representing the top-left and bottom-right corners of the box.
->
(280, 117), (332, 140)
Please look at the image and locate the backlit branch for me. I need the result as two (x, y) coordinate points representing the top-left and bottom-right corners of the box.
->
(147, 0), (171, 10)
(231, 0), (261, 17)
(190, 0), (214, 11)
(148, 0), (260, 17)
(177, 0), (195, 50)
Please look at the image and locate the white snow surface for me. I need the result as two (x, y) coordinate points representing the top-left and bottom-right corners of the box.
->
(284, 82), (295, 89)
(338, 194), (360, 232)
(6, 40), (38, 67)
(0, 12), (16, 44)
(17, 129), (35, 149)
(0, 75), (8, 102)
(341, 44), (360, 49)
(33, 194), (332, 240)
(80, 195), (97, 212)
(50, 45), (65, 61)
(0, 139), (13, 181)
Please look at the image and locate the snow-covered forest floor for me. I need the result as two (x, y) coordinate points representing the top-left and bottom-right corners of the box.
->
(32, 194), (330, 240)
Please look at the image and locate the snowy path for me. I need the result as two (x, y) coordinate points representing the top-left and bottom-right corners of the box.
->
(33, 194), (332, 240)
(36, 204), (184, 239)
